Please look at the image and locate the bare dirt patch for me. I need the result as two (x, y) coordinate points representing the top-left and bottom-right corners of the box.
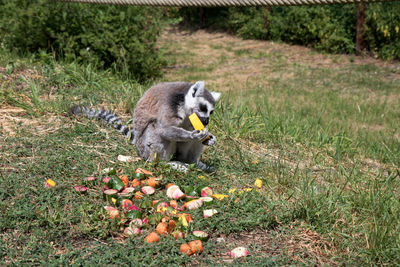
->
(213, 222), (339, 265)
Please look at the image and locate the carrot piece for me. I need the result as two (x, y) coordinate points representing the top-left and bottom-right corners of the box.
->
(144, 177), (159, 188)
(189, 240), (203, 254)
(167, 220), (175, 233)
(135, 168), (153, 176)
(156, 222), (168, 235)
(119, 175), (129, 188)
(145, 232), (160, 243)
(180, 243), (194, 256)
(131, 178), (140, 187)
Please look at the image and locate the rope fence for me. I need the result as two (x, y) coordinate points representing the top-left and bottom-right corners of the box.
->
(57, 0), (398, 7)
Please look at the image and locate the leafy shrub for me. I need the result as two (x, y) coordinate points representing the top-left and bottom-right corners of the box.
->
(268, 5), (355, 54)
(226, 7), (269, 40)
(365, 3), (400, 60)
(0, 0), (166, 81)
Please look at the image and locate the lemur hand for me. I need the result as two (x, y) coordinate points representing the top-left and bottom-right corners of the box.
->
(191, 128), (209, 141)
(202, 133), (216, 146)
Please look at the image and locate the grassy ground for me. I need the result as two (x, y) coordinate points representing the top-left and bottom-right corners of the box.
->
(1, 27), (400, 265)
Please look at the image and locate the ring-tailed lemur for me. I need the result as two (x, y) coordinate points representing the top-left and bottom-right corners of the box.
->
(70, 81), (221, 172)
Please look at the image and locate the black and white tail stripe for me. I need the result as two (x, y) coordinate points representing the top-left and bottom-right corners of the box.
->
(70, 105), (135, 143)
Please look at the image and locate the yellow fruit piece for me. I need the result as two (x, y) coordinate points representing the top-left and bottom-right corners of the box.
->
(238, 188), (253, 195)
(111, 198), (117, 204)
(156, 206), (168, 213)
(212, 194), (229, 200)
(228, 188), (237, 194)
(254, 178), (262, 189)
(189, 113), (205, 131)
(179, 214), (188, 227)
(189, 113), (210, 141)
(46, 179), (56, 187)
(197, 175), (207, 181)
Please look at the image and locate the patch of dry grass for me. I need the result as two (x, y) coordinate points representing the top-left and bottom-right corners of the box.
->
(160, 27), (400, 93)
(212, 221), (339, 265)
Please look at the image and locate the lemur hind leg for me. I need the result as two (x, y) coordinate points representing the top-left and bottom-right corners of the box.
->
(173, 141), (215, 172)
(135, 124), (176, 162)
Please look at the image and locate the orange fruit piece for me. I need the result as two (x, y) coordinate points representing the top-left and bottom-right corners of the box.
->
(134, 191), (144, 199)
(189, 240), (203, 254)
(167, 220), (175, 233)
(180, 243), (194, 256)
(156, 222), (168, 235)
(119, 175), (129, 188)
(135, 168), (153, 176)
(131, 178), (140, 187)
(152, 200), (161, 206)
(145, 232), (160, 243)
(145, 177), (159, 188)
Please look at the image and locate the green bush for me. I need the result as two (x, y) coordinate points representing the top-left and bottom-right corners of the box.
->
(268, 5), (355, 54)
(226, 7), (269, 40)
(0, 0), (166, 81)
(365, 3), (400, 60)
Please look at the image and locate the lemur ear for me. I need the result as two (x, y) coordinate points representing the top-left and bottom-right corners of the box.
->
(189, 81), (205, 97)
(211, 92), (221, 102)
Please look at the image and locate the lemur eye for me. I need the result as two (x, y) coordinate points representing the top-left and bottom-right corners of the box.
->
(200, 104), (207, 113)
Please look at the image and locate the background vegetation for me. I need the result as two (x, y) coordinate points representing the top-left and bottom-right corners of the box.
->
(1, 1), (398, 82)
(0, 0), (166, 81)
(178, 3), (400, 60)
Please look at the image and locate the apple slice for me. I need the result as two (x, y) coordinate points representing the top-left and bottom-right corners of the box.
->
(141, 186), (155, 195)
(203, 209), (218, 218)
(228, 247), (249, 258)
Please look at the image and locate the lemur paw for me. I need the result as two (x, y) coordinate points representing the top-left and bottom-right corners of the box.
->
(202, 134), (216, 146)
(168, 161), (189, 173)
(191, 128), (209, 141)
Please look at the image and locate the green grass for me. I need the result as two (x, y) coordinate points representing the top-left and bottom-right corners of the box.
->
(1, 31), (400, 265)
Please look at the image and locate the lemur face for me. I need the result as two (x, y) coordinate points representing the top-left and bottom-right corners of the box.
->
(185, 81), (221, 126)
(195, 99), (214, 126)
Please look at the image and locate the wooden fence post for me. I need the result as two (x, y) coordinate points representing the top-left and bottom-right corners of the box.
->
(263, 7), (272, 30)
(355, 1), (366, 56)
(199, 7), (206, 28)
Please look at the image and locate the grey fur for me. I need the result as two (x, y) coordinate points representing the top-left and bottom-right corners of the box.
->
(69, 105), (135, 143)
(70, 81), (221, 172)
(133, 81), (220, 171)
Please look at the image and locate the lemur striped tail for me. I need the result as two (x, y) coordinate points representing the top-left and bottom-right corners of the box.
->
(70, 105), (134, 143)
